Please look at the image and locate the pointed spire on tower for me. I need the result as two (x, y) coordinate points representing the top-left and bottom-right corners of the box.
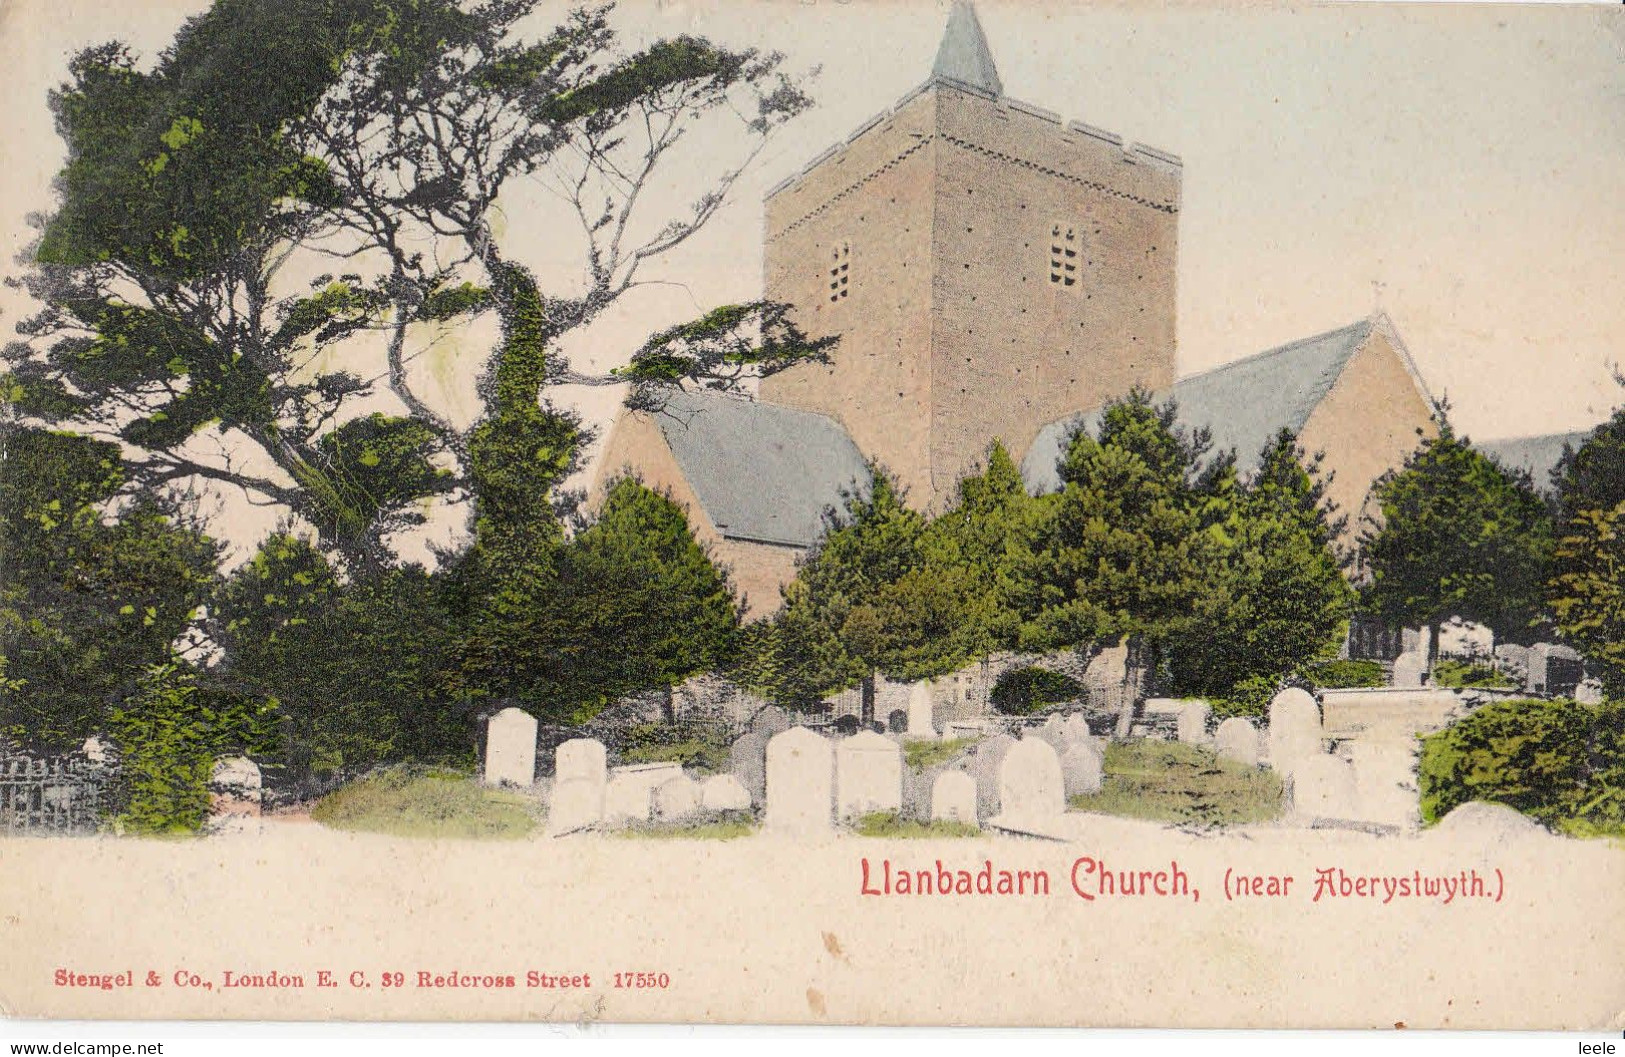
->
(931, 1), (1003, 97)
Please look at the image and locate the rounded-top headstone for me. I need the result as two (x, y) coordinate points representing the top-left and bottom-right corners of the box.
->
(555, 738), (607, 784)
(1060, 742), (1103, 797)
(652, 775), (702, 821)
(836, 729), (904, 819)
(728, 731), (770, 804)
(752, 705), (792, 737)
(1177, 700), (1212, 745)
(1214, 716), (1260, 767)
(699, 774), (752, 813)
(997, 737), (1065, 820)
(887, 709), (908, 733)
(483, 707), (539, 787)
(765, 726), (835, 834)
(970, 732), (1017, 819)
(930, 770), (978, 826)
(1267, 688), (1321, 779)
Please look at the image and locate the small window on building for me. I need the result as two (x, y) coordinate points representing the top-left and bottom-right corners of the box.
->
(1049, 224), (1079, 288)
(828, 242), (851, 303)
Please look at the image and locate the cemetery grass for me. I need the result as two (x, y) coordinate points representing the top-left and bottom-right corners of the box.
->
(1432, 659), (1517, 690)
(615, 810), (757, 840)
(1068, 741), (1284, 827)
(851, 811), (980, 839)
(620, 739), (729, 775)
(310, 765), (540, 840)
(903, 737), (979, 771)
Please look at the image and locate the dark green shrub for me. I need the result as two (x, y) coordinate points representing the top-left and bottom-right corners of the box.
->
(1418, 698), (1625, 836)
(1208, 674), (1281, 719)
(108, 660), (279, 835)
(1301, 659), (1385, 689)
(990, 666), (1083, 715)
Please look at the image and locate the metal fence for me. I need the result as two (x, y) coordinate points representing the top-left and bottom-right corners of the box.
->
(0, 753), (112, 834)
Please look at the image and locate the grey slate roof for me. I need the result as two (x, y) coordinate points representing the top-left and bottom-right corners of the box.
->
(1479, 430), (1591, 491)
(1020, 319), (1377, 493)
(932, 1), (1003, 97)
(652, 389), (870, 548)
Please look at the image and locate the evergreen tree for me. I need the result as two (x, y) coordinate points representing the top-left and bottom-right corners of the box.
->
(1167, 430), (1352, 696)
(550, 478), (742, 722)
(212, 534), (466, 782)
(770, 467), (927, 719)
(1016, 390), (1219, 681)
(1547, 397), (1625, 696)
(1361, 419), (1554, 663)
(0, 428), (219, 751)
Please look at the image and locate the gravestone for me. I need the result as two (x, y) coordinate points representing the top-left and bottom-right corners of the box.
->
(1391, 652), (1427, 688)
(765, 727), (834, 835)
(1267, 688), (1322, 780)
(906, 683), (935, 739)
(1036, 714), (1069, 751)
(604, 772), (654, 825)
(887, 709), (908, 734)
(1060, 741), (1103, 798)
(652, 775), (702, 822)
(699, 774), (752, 812)
(548, 778), (604, 834)
(1060, 714), (1094, 747)
(1292, 753), (1357, 821)
(997, 737), (1066, 820)
(556, 738), (607, 788)
(968, 733), (1017, 821)
(482, 707), (538, 787)
(901, 768), (936, 820)
(930, 770), (979, 827)
(1214, 717), (1260, 767)
(1177, 700), (1211, 745)
(728, 732), (770, 805)
(752, 705), (792, 738)
(836, 730), (903, 820)
(210, 756), (263, 817)
(604, 761), (682, 824)
(81, 736), (111, 764)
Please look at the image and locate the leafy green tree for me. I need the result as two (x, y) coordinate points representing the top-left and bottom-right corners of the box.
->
(212, 534), (466, 783)
(547, 478), (742, 722)
(1360, 420), (1555, 664)
(1166, 430), (1353, 697)
(0, 428), (218, 751)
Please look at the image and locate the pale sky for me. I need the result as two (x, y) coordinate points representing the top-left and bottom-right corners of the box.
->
(2, 0), (1622, 558)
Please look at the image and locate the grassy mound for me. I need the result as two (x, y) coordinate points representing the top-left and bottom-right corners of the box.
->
(903, 737), (979, 771)
(850, 811), (980, 838)
(310, 765), (539, 840)
(1068, 740), (1283, 827)
(615, 810), (757, 841)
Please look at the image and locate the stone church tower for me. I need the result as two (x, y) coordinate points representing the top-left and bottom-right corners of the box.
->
(758, 1), (1182, 507)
